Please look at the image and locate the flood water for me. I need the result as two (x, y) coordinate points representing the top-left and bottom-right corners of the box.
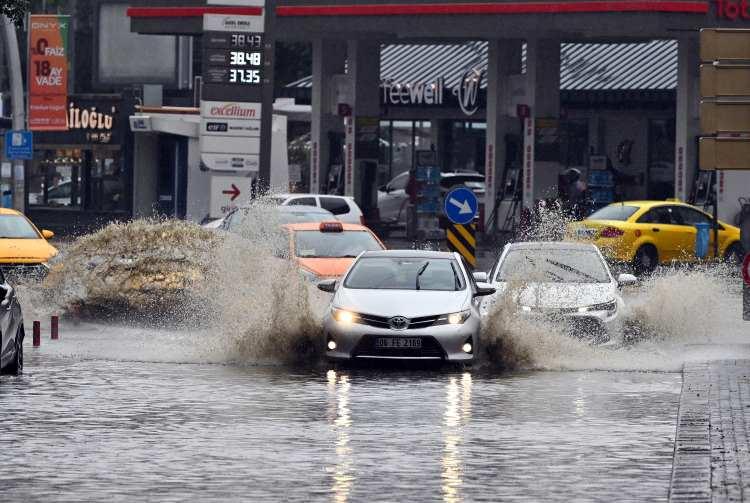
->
(1, 328), (681, 502)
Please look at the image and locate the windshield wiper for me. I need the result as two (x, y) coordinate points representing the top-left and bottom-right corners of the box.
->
(415, 261), (429, 290)
(544, 259), (599, 282)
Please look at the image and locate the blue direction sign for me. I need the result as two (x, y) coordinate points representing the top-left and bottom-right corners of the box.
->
(4, 130), (33, 160)
(444, 187), (478, 225)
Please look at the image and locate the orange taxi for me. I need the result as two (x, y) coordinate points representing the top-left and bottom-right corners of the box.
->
(283, 221), (385, 281)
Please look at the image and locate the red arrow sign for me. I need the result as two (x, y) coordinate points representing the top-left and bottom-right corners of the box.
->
(743, 253), (750, 286)
(222, 183), (241, 202)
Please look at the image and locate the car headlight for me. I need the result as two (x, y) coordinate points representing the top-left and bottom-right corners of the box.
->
(578, 300), (617, 313)
(447, 310), (471, 325)
(331, 308), (356, 324)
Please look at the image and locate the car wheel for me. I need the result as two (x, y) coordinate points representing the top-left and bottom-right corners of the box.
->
(2, 325), (24, 376)
(633, 245), (658, 276)
(724, 242), (745, 266)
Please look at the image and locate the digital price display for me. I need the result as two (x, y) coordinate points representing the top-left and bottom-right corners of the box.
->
(203, 32), (265, 86)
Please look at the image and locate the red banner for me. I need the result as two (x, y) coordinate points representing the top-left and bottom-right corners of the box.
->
(28, 15), (70, 131)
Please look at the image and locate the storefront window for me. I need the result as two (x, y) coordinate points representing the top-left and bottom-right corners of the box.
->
(88, 148), (127, 211)
(559, 119), (589, 168)
(28, 149), (83, 208)
(647, 118), (675, 200)
(391, 121), (414, 178)
(379, 120), (392, 184)
(446, 121), (485, 173)
(28, 146), (127, 211)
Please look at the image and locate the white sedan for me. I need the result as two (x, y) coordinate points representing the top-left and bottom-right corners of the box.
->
(478, 241), (637, 343)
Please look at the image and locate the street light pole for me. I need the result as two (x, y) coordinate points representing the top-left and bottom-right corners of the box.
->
(2, 15), (26, 212)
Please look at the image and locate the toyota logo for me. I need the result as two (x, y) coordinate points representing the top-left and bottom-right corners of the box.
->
(389, 316), (409, 330)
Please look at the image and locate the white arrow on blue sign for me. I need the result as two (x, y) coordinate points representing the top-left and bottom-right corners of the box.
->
(4, 130), (33, 160)
(444, 187), (478, 225)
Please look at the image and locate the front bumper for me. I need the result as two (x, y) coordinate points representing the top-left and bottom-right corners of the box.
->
(519, 307), (620, 343)
(324, 315), (479, 362)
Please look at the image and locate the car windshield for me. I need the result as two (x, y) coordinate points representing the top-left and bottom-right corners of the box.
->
(587, 205), (639, 221)
(227, 207), (333, 230)
(496, 248), (611, 284)
(0, 215), (40, 239)
(344, 257), (465, 291)
(294, 230), (383, 258)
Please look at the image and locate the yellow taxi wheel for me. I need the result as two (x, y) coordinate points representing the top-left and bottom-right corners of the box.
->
(633, 245), (658, 276)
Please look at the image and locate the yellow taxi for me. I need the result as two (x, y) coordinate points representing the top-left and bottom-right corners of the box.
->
(567, 201), (743, 274)
(0, 208), (58, 276)
(283, 221), (385, 281)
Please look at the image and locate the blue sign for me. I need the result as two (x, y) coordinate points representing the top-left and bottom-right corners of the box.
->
(444, 187), (478, 225)
(4, 130), (33, 160)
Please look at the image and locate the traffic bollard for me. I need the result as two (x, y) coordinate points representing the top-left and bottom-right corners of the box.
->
(51, 315), (59, 340)
(33, 321), (41, 347)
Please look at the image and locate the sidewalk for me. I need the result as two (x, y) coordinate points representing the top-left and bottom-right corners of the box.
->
(670, 360), (750, 502)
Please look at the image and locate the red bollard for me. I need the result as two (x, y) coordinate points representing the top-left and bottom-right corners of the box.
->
(51, 316), (59, 340)
(33, 321), (41, 347)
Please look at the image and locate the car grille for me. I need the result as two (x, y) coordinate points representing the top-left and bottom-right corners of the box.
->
(356, 313), (442, 330)
(352, 335), (446, 359)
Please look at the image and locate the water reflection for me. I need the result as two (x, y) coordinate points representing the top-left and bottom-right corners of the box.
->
(442, 372), (473, 503)
(328, 370), (354, 503)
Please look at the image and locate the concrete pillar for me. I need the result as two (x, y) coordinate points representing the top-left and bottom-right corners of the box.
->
(345, 40), (380, 210)
(310, 40), (346, 194)
(675, 35), (700, 201)
(484, 39), (522, 230)
(523, 38), (561, 208)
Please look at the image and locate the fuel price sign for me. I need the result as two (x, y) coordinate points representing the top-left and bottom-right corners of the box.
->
(203, 32), (265, 86)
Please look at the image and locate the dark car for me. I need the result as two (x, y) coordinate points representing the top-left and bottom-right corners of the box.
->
(0, 271), (25, 375)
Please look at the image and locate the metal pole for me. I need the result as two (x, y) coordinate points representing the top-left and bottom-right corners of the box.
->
(2, 16), (26, 212)
(713, 180), (719, 259)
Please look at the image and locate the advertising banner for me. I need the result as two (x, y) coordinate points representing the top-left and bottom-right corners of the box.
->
(28, 15), (70, 131)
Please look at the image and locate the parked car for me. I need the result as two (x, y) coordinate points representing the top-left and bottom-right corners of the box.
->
(378, 171), (486, 225)
(318, 250), (495, 363)
(479, 241), (636, 344)
(207, 205), (335, 231)
(567, 200), (743, 274)
(267, 194), (365, 225)
(285, 221), (385, 282)
(0, 270), (25, 375)
(0, 209), (58, 278)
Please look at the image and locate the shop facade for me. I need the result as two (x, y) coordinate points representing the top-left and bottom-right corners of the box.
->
(27, 94), (136, 234)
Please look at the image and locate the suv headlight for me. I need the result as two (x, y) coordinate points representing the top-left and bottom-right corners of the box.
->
(447, 310), (471, 325)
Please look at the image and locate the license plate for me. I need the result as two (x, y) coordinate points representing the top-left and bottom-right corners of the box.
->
(375, 337), (422, 349)
(576, 228), (597, 239)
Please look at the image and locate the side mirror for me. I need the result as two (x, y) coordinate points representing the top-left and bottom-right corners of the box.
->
(617, 273), (638, 287)
(474, 282), (496, 297)
(378, 184), (388, 192)
(472, 272), (488, 283)
(317, 279), (337, 293)
(42, 229), (54, 239)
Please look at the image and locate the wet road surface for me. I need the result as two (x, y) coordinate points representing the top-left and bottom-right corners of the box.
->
(0, 327), (681, 502)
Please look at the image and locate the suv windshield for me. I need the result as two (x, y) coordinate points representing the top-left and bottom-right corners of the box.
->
(295, 230), (383, 258)
(0, 215), (40, 239)
(344, 257), (466, 291)
(496, 248), (610, 284)
(587, 205), (639, 221)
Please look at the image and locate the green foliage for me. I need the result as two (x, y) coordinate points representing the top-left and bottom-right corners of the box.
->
(1, 0), (29, 26)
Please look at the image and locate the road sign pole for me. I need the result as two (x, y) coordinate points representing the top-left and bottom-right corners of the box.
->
(2, 16), (26, 212)
(444, 187), (479, 268)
